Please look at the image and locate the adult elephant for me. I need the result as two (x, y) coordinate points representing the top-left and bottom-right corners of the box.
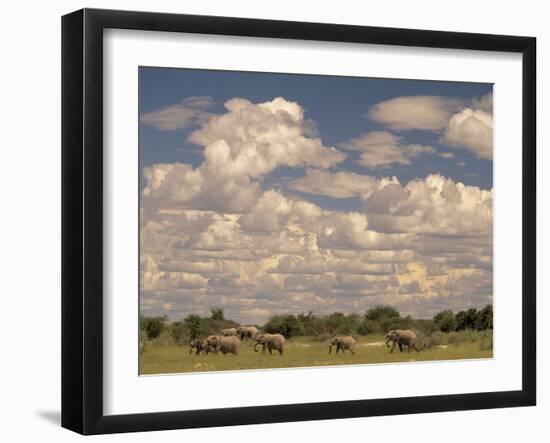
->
(385, 330), (420, 353)
(254, 333), (285, 355)
(328, 336), (357, 354)
(237, 326), (258, 341)
(220, 328), (238, 337)
(205, 335), (241, 355)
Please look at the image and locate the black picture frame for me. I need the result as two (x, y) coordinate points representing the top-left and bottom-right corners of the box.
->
(62, 8), (536, 435)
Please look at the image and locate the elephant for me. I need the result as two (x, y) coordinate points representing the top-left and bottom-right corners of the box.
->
(188, 338), (208, 355)
(254, 333), (285, 355)
(385, 330), (420, 353)
(205, 335), (241, 355)
(236, 326), (259, 341)
(220, 328), (238, 337)
(201, 343), (215, 355)
(328, 336), (357, 354)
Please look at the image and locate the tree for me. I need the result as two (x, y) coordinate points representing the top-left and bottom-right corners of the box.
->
(433, 310), (458, 332)
(169, 321), (188, 344)
(297, 311), (321, 336)
(475, 304), (493, 330)
(456, 308), (478, 330)
(183, 314), (203, 340)
(210, 307), (225, 321)
(140, 315), (167, 340)
(365, 305), (400, 321)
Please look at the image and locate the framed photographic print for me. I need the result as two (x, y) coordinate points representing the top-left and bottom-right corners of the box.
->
(62, 8), (536, 435)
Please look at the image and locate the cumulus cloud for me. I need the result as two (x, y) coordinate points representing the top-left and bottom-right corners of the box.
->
(142, 162), (261, 213)
(142, 97), (346, 213)
(367, 96), (463, 130)
(140, 96), (214, 130)
(339, 130), (435, 168)
(189, 97), (346, 178)
(363, 174), (493, 236)
(240, 190), (293, 232)
(442, 108), (493, 159)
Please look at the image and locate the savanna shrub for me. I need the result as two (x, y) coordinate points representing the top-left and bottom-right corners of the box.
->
(264, 314), (305, 338)
(140, 315), (167, 340)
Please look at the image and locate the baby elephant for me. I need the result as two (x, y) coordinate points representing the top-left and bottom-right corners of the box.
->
(205, 335), (241, 355)
(254, 333), (285, 355)
(329, 336), (357, 354)
(385, 330), (420, 353)
(188, 338), (208, 355)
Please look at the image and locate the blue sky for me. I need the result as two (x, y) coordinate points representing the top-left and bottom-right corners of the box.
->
(138, 67), (493, 323)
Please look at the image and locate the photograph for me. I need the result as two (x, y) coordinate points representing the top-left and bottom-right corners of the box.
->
(138, 67), (494, 375)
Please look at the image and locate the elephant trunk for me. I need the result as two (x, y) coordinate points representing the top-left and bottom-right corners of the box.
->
(328, 344), (332, 354)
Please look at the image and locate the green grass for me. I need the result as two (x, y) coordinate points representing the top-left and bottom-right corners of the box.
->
(140, 334), (492, 375)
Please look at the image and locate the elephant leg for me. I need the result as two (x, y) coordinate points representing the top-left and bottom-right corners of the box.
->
(268, 347), (273, 355)
(398, 343), (403, 352)
(390, 342), (396, 353)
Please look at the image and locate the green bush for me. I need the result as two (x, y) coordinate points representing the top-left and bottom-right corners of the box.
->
(357, 319), (377, 335)
(479, 331), (494, 350)
(365, 305), (400, 321)
(140, 315), (168, 340)
(264, 314), (305, 338)
(433, 310), (458, 332)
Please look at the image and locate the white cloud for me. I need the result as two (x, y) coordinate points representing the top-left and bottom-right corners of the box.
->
(439, 152), (456, 159)
(367, 96), (463, 130)
(189, 97), (346, 178)
(339, 130), (434, 168)
(142, 163), (261, 213)
(240, 190), (293, 232)
(288, 169), (398, 198)
(142, 97), (347, 213)
(363, 174), (493, 236)
(471, 92), (493, 113)
(140, 96), (214, 130)
(442, 108), (493, 159)
(367, 93), (494, 161)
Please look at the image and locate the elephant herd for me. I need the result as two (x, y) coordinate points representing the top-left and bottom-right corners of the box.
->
(189, 326), (285, 356)
(188, 328), (420, 357)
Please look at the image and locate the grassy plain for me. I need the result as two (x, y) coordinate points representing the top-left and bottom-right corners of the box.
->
(139, 334), (492, 375)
